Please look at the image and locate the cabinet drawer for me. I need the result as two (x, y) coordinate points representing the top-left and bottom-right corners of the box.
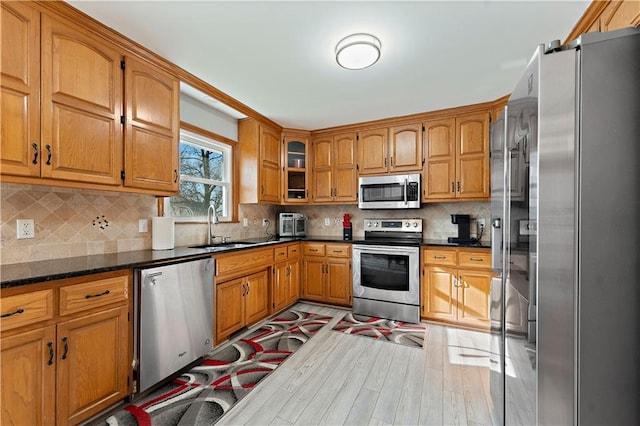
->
(458, 251), (491, 269)
(287, 244), (300, 258)
(274, 246), (288, 262)
(216, 248), (273, 278)
(1, 289), (54, 331)
(303, 243), (325, 257)
(59, 274), (129, 316)
(423, 249), (457, 266)
(325, 244), (350, 258)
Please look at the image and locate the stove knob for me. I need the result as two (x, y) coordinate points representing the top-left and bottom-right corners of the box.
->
(405, 222), (410, 228)
(374, 222), (379, 227)
(413, 222), (418, 228)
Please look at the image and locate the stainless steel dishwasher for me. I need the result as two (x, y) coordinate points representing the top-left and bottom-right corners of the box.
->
(133, 257), (215, 394)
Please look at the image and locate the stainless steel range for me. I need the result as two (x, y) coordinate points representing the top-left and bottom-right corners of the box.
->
(352, 218), (422, 323)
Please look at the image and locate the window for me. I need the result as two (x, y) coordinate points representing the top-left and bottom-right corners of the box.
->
(166, 129), (233, 221)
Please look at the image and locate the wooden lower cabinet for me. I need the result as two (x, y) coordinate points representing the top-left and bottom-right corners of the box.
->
(301, 243), (351, 306)
(0, 270), (131, 426)
(421, 247), (492, 329)
(215, 270), (269, 345)
(56, 307), (129, 425)
(273, 259), (300, 313)
(1, 326), (56, 426)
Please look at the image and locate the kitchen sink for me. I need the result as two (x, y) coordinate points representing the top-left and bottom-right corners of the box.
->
(189, 242), (254, 251)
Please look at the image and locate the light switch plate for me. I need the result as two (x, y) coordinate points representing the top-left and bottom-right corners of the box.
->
(138, 219), (148, 233)
(324, 218), (331, 226)
(243, 218), (249, 227)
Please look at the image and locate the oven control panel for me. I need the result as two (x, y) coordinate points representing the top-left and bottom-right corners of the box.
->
(364, 218), (422, 233)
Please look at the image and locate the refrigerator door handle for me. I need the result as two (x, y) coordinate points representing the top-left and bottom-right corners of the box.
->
(491, 218), (502, 270)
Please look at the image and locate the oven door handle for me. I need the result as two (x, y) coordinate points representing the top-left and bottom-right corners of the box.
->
(353, 245), (419, 256)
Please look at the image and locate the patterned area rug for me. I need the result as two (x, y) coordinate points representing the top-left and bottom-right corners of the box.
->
(105, 309), (332, 426)
(332, 313), (425, 348)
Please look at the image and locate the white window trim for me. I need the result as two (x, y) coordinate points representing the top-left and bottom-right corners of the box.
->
(165, 129), (233, 223)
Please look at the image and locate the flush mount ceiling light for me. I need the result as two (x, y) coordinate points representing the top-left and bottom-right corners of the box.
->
(335, 33), (382, 70)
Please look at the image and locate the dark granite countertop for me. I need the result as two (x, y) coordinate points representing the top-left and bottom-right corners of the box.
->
(1, 236), (489, 288)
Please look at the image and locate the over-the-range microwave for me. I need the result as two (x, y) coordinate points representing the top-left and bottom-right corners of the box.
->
(358, 173), (421, 209)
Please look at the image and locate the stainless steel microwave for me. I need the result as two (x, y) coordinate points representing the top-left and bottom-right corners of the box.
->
(358, 173), (421, 209)
(279, 213), (307, 236)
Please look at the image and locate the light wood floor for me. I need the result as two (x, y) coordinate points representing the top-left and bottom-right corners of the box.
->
(216, 302), (500, 426)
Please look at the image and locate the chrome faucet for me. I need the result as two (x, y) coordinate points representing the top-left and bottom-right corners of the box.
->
(207, 205), (219, 244)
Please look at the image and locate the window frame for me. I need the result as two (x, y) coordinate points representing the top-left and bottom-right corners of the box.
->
(164, 122), (238, 223)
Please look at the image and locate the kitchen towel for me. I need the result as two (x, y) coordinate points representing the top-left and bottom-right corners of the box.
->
(152, 216), (174, 250)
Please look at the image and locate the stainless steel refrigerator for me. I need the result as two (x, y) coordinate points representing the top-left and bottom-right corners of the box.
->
(490, 27), (640, 425)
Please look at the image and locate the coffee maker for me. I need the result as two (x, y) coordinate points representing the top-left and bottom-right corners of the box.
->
(447, 214), (477, 244)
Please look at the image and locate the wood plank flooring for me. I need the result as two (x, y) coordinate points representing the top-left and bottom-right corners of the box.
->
(216, 302), (501, 426)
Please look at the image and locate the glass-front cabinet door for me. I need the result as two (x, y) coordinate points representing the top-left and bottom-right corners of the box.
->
(283, 133), (310, 203)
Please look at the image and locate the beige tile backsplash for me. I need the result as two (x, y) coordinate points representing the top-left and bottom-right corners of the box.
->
(285, 202), (491, 243)
(0, 183), (280, 265)
(1, 182), (488, 265)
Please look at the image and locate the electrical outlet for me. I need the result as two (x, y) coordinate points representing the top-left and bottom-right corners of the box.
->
(138, 219), (148, 233)
(478, 218), (486, 229)
(17, 219), (35, 239)
(253, 218), (258, 226)
(262, 219), (269, 227)
(324, 218), (331, 226)
(243, 218), (249, 227)
(335, 216), (341, 225)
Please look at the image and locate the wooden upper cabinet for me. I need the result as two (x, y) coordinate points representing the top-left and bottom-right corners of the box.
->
(389, 123), (423, 172)
(283, 133), (310, 203)
(123, 56), (179, 193)
(260, 126), (282, 203)
(456, 112), (490, 199)
(238, 118), (281, 204)
(311, 133), (357, 203)
(358, 124), (422, 175)
(600, 0), (640, 32)
(0, 1), (40, 177)
(311, 136), (334, 203)
(423, 118), (456, 201)
(333, 133), (358, 203)
(41, 14), (123, 186)
(357, 128), (388, 175)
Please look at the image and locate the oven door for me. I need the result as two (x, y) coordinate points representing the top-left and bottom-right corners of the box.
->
(352, 244), (420, 305)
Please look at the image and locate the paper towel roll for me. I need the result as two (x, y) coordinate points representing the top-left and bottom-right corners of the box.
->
(152, 217), (174, 250)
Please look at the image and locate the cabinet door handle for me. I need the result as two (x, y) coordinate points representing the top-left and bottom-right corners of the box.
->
(384, 158), (387, 167)
(61, 337), (68, 360)
(469, 257), (484, 262)
(286, 265), (291, 276)
(1, 308), (25, 318)
(457, 181), (461, 192)
(305, 189), (308, 199)
(309, 248), (318, 252)
(246, 282), (250, 295)
(85, 290), (110, 299)
(47, 342), (54, 366)
(32, 142), (39, 164)
(451, 182), (455, 193)
(173, 170), (178, 183)
(390, 156), (393, 167)
(433, 256), (446, 260)
(242, 283), (246, 296)
(261, 185), (265, 195)
(45, 144), (52, 165)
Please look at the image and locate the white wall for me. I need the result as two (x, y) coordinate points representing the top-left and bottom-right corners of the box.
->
(180, 95), (238, 140)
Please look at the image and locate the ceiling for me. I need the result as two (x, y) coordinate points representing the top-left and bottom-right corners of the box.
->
(68, 1), (589, 130)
